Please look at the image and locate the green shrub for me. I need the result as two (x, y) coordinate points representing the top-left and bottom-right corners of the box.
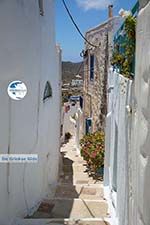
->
(111, 15), (136, 78)
(80, 131), (105, 173)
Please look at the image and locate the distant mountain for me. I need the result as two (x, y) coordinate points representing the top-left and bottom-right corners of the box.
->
(62, 61), (84, 83)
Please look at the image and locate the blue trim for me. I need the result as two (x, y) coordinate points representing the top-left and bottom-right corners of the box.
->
(85, 118), (92, 134)
(90, 55), (94, 81)
(114, 1), (139, 41)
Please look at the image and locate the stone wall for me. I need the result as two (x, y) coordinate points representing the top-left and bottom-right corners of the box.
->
(83, 17), (122, 133)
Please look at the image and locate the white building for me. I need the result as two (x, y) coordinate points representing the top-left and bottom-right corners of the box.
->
(0, 0), (61, 224)
(71, 79), (83, 87)
(104, 1), (150, 225)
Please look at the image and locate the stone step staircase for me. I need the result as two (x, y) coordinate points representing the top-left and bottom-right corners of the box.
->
(14, 138), (110, 225)
(15, 218), (110, 225)
(26, 197), (108, 219)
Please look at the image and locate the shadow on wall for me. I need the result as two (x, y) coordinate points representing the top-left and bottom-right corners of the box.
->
(25, 151), (78, 219)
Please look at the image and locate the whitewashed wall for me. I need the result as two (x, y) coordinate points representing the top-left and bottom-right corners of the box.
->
(75, 107), (84, 154)
(129, 1), (150, 225)
(62, 104), (79, 138)
(0, 1), (61, 224)
(104, 70), (132, 225)
(104, 2), (150, 225)
(62, 102), (83, 154)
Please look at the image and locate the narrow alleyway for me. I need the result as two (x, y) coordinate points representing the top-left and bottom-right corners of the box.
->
(17, 137), (110, 225)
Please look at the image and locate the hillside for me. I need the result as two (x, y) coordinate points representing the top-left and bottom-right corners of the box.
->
(62, 61), (84, 83)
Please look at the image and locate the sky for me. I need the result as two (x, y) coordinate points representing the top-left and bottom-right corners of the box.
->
(55, 0), (136, 62)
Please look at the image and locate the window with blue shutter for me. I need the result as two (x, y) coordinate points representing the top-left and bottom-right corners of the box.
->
(85, 118), (92, 134)
(90, 54), (94, 81)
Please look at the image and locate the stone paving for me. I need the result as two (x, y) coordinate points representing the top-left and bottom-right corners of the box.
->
(17, 137), (110, 225)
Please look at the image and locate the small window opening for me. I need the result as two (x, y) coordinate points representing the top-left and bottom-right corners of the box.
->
(90, 54), (94, 81)
(43, 81), (52, 101)
(39, 0), (44, 16)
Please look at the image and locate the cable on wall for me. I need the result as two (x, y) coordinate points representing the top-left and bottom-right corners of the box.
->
(61, 0), (97, 48)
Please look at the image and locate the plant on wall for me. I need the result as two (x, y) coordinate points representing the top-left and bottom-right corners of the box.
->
(80, 131), (105, 176)
(111, 15), (136, 78)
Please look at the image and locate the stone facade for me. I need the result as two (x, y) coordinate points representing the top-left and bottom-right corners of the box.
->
(83, 17), (121, 133)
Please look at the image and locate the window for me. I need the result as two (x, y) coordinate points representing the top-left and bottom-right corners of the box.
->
(85, 118), (92, 134)
(43, 81), (52, 101)
(39, 0), (44, 16)
(90, 54), (94, 81)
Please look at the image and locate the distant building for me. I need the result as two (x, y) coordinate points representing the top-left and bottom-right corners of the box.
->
(70, 96), (80, 102)
(83, 6), (122, 133)
(63, 83), (70, 87)
(71, 79), (83, 87)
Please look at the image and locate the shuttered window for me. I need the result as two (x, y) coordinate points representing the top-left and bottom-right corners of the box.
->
(90, 54), (94, 81)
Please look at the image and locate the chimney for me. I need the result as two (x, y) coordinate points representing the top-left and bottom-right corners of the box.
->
(108, 5), (113, 18)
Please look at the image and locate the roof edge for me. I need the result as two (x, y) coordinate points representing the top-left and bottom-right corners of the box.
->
(85, 16), (120, 35)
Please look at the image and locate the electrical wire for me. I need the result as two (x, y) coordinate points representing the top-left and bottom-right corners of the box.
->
(61, 0), (97, 48)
